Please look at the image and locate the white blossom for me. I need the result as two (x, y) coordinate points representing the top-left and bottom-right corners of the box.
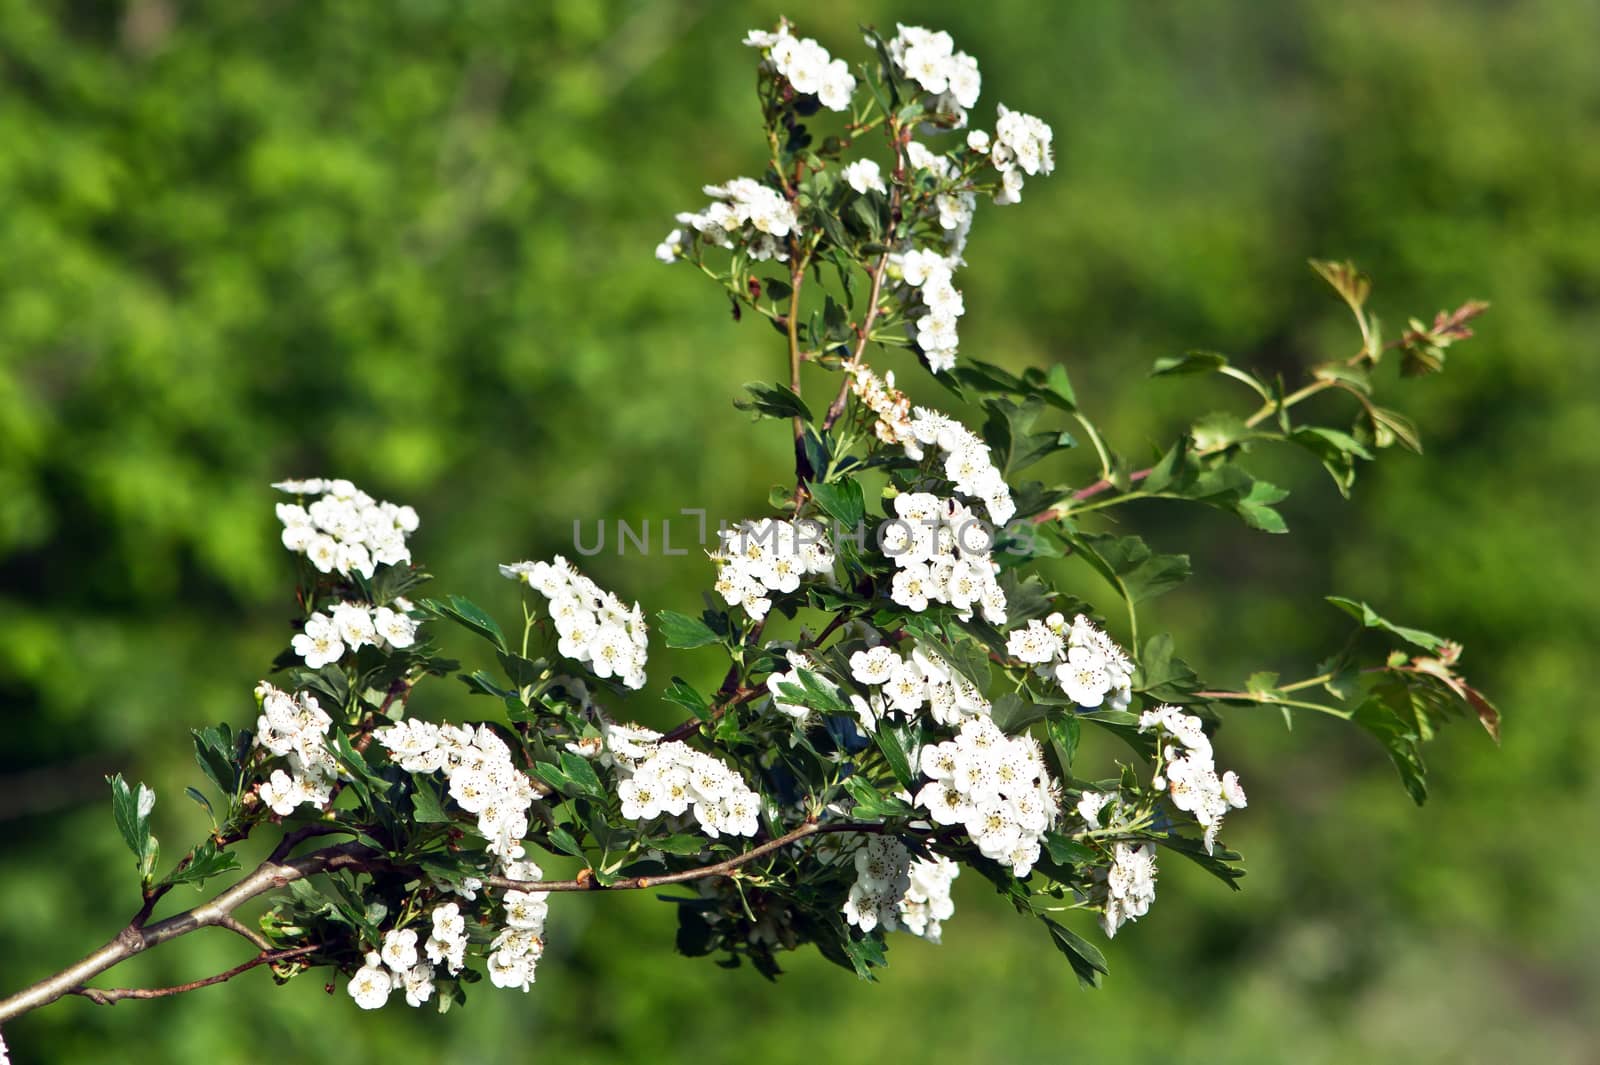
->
(500, 556), (649, 690)
(274, 479), (417, 577)
(843, 158), (887, 195)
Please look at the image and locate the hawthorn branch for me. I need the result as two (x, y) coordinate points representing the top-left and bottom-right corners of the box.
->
(0, 840), (371, 1024)
(69, 945), (320, 1007)
(822, 120), (907, 432)
(485, 819), (889, 893)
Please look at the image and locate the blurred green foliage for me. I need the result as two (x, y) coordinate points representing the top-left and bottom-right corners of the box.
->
(2, 1), (1597, 1062)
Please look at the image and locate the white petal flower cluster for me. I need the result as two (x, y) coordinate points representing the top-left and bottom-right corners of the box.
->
(1139, 704), (1248, 853)
(668, 177), (797, 263)
(712, 518), (835, 621)
(893, 246), (966, 373)
(841, 836), (958, 942)
(1098, 841), (1158, 938)
(744, 24), (856, 111)
(885, 24), (983, 114)
(274, 479), (418, 580)
(488, 847), (548, 992)
(615, 739), (761, 840)
(291, 600), (418, 669)
(593, 718), (663, 772)
(991, 104), (1055, 205)
(900, 140), (979, 256)
(842, 158), (887, 195)
(1007, 612), (1133, 710)
(848, 643), (990, 728)
(377, 721), (537, 858)
(252, 681), (336, 816)
(500, 556), (649, 690)
(847, 362), (918, 455)
(345, 889), (523, 1010)
(880, 493), (1007, 625)
(897, 852), (959, 942)
(907, 407), (1015, 524)
(914, 716), (1059, 876)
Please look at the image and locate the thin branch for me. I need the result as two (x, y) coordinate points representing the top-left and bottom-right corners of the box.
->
(0, 841), (372, 1024)
(70, 946), (320, 1006)
(216, 915), (274, 953)
(822, 121), (907, 433)
(483, 819), (888, 894)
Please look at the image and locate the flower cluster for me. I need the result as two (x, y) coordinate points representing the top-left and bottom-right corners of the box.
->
(252, 681), (336, 816)
(500, 556), (649, 690)
(1139, 704), (1247, 852)
(661, 177), (798, 265)
(274, 478), (418, 580)
(885, 24), (982, 116)
(907, 407), (1015, 524)
(840, 836), (960, 943)
(744, 24), (856, 111)
(346, 896), (489, 1010)
(291, 600), (419, 669)
(848, 642), (990, 728)
(1098, 842), (1158, 938)
(894, 247), (967, 373)
(487, 847), (548, 992)
(1007, 612), (1133, 710)
(914, 717), (1059, 876)
(990, 104), (1055, 204)
(711, 517), (835, 620)
(377, 720), (538, 857)
(847, 362), (918, 453)
(615, 739), (762, 840)
(880, 493), (1007, 625)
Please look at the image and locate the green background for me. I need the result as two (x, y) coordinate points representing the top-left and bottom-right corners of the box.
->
(2, 1), (1596, 1062)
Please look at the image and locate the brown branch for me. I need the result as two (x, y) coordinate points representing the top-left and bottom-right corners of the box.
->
(0, 840), (373, 1024)
(70, 946), (320, 1006)
(822, 121), (908, 433)
(484, 819), (888, 894)
(216, 915), (274, 953)
(660, 686), (763, 744)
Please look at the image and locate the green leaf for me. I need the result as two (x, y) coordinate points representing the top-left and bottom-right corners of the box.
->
(1231, 479), (1291, 534)
(1352, 693), (1428, 804)
(1132, 633), (1201, 701)
(872, 724), (915, 790)
(418, 596), (507, 653)
(656, 609), (722, 649)
(1043, 832), (1096, 866)
(1151, 350), (1229, 377)
(1325, 597), (1448, 652)
(546, 826), (587, 859)
(183, 786), (215, 825)
(1046, 715), (1080, 776)
(192, 724), (239, 797)
(1190, 411), (1254, 452)
(410, 777), (453, 823)
(558, 751), (605, 799)
(991, 692), (1046, 735)
(809, 478), (865, 528)
(1066, 531), (1191, 605)
(735, 382), (813, 422)
(1042, 918), (1108, 988)
(1155, 833), (1246, 890)
(161, 840), (240, 890)
(662, 677), (712, 720)
(1290, 426), (1373, 497)
(107, 773), (158, 884)
(651, 834), (711, 856)
(842, 775), (915, 818)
